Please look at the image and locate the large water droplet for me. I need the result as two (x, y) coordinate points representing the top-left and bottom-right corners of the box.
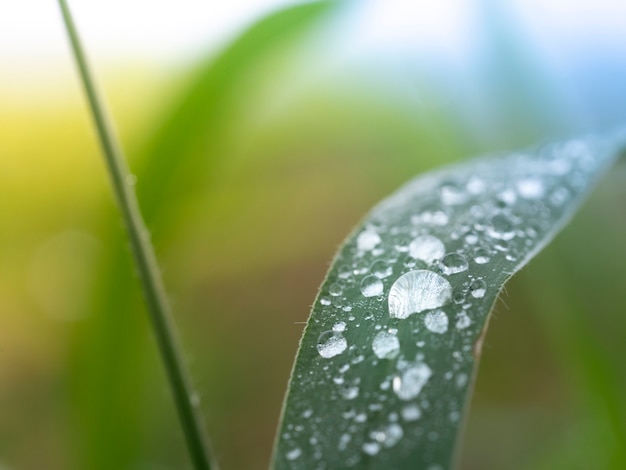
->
(439, 252), (468, 275)
(393, 363), (432, 400)
(424, 309), (448, 334)
(408, 235), (445, 263)
(388, 270), (452, 319)
(317, 331), (348, 358)
(357, 228), (381, 251)
(360, 275), (384, 297)
(372, 331), (400, 359)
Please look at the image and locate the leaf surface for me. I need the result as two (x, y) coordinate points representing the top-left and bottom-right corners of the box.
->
(272, 131), (625, 469)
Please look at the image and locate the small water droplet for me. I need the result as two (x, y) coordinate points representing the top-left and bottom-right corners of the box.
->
(372, 331), (400, 359)
(388, 270), (452, 319)
(320, 297), (331, 306)
(357, 228), (381, 251)
(517, 178), (545, 199)
(466, 177), (486, 194)
(362, 442), (380, 456)
(286, 448), (302, 461)
(464, 232), (479, 244)
(439, 252), (468, 275)
(455, 311), (471, 329)
(473, 249), (490, 264)
(302, 409), (313, 419)
(401, 404), (422, 421)
(486, 214), (516, 240)
(360, 275), (384, 297)
(424, 309), (448, 334)
(549, 187), (570, 206)
(469, 279), (486, 298)
(371, 260), (393, 279)
(338, 433), (351, 451)
(452, 287), (466, 304)
(409, 235), (445, 263)
(333, 321), (347, 332)
(393, 363), (432, 400)
(456, 373), (468, 388)
(440, 182), (467, 205)
(329, 283), (343, 297)
(342, 386), (360, 400)
(371, 423), (404, 448)
(317, 331), (348, 358)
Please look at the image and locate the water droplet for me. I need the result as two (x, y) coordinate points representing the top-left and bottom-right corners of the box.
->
(342, 385), (360, 399)
(517, 178), (545, 199)
(302, 409), (313, 419)
(486, 214), (516, 240)
(286, 448), (302, 461)
(401, 404), (422, 421)
(317, 331), (348, 358)
(338, 433), (351, 451)
(360, 275), (384, 297)
(497, 189), (517, 206)
(372, 331), (400, 359)
(424, 309), (448, 334)
(473, 249), (490, 264)
(452, 288), (466, 304)
(409, 235), (445, 263)
(333, 321), (347, 332)
(393, 363), (432, 400)
(371, 423), (404, 448)
(464, 232), (479, 245)
(362, 442), (380, 456)
(469, 279), (486, 299)
(320, 297), (331, 306)
(371, 260), (393, 279)
(456, 373), (468, 388)
(455, 311), (471, 329)
(440, 182), (467, 205)
(357, 228), (381, 251)
(388, 270), (452, 319)
(329, 283), (343, 297)
(549, 187), (570, 206)
(439, 252), (468, 275)
(466, 177), (486, 194)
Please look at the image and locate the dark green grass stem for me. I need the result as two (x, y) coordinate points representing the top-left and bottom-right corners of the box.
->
(57, 2), (216, 469)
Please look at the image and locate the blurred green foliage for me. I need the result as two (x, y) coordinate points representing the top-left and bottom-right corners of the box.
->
(0, 1), (625, 470)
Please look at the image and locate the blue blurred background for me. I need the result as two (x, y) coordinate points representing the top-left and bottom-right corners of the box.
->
(1, 1), (625, 469)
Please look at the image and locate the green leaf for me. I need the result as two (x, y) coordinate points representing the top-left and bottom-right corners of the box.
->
(272, 130), (625, 469)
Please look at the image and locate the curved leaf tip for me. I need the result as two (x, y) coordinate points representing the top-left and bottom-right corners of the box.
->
(272, 130), (625, 469)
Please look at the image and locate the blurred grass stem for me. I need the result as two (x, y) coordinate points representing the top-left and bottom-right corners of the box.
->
(57, 1), (216, 469)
